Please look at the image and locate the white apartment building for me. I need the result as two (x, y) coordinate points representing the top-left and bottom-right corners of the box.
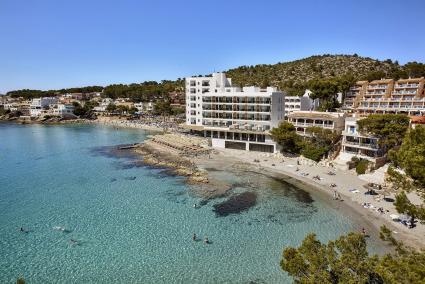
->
(48, 104), (76, 118)
(336, 117), (386, 168)
(287, 111), (346, 136)
(284, 90), (318, 117)
(30, 97), (58, 117)
(93, 98), (114, 112)
(185, 73), (285, 153)
(144, 102), (154, 112)
(134, 101), (155, 113)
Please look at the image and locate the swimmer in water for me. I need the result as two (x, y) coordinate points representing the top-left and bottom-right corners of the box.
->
(204, 237), (209, 244)
(192, 233), (196, 241)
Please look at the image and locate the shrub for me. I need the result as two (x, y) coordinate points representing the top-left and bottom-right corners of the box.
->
(356, 159), (369, 175)
(300, 142), (327, 162)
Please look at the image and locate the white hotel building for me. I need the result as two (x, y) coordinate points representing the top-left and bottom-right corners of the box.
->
(185, 73), (285, 153)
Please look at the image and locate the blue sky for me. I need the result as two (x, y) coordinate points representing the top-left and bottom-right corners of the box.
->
(1, 0), (424, 93)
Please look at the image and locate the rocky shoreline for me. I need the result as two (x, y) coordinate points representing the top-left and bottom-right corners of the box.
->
(133, 136), (234, 199)
(134, 143), (209, 184)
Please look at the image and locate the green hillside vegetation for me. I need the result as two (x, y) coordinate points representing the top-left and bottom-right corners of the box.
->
(7, 86), (104, 99)
(270, 122), (339, 162)
(225, 54), (425, 96)
(102, 80), (184, 101)
(6, 54), (425, 103)
(281, 227), (425, 284)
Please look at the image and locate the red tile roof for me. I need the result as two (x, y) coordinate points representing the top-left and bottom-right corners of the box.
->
(410, 116), (425, 124)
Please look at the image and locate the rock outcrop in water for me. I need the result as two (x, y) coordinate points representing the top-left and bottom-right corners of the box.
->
(213, 192), (257, 217)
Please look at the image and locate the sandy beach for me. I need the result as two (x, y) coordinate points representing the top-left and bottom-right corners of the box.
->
(192, 148), (425, 249)
(132, 131), (425, 249)
(78, 117), (169, 132)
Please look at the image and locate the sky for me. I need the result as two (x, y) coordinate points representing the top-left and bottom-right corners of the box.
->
(0, 0), (424, 93)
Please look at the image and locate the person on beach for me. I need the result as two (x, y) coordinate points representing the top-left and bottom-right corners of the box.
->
(361, 228), (366, 235)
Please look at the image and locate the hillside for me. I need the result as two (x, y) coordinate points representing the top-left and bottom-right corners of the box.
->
(6, 54), (425, 100)
(225, 54), (425, 95)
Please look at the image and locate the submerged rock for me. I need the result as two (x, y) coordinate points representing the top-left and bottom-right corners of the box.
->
(213, 192), (257, 217)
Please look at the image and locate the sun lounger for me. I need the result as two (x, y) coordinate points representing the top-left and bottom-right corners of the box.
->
(390, 214), (400, 221)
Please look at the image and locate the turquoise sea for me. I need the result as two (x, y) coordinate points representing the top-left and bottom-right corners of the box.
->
(0, 123), (383, 283)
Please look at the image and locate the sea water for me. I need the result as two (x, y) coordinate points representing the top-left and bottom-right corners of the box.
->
(0, 123), (383, 283)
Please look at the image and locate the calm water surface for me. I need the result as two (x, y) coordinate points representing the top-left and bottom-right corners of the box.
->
(0, 123), (382, 283)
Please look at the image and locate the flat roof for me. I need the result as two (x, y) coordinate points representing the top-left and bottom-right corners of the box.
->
(288, 111), (345, 119)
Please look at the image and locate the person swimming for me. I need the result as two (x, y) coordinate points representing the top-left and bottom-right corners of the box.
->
(204, 237), (210, 244)
(192, 233), (197, 241)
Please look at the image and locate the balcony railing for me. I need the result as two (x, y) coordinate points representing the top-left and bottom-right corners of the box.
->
(395, 84), (419, 88)
(368, 85), (387, 89)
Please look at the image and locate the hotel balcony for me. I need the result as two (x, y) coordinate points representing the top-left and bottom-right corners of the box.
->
(343, 147), (384, 159)
(342, 140), (379, 149)
(366, 91), (386, 95)
(394, 84), (419, 89)
(291, 121), (334, 128)
(367, 85), (388, 90)
(392, 90), (417, 95)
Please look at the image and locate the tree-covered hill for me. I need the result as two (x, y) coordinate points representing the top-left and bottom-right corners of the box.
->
(5, 54), (425, 100)
(225, 54), (425, 96)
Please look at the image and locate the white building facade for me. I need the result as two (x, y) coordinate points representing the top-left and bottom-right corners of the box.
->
(287, 111), (346, 136)
(48, 104), (76, 118)
(284, 90), (318, 117)
(185, 73), (285, 153)
(30, 97), (58, 117)
(336, 117), (386, 168)
(93, 98), (114, 112)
